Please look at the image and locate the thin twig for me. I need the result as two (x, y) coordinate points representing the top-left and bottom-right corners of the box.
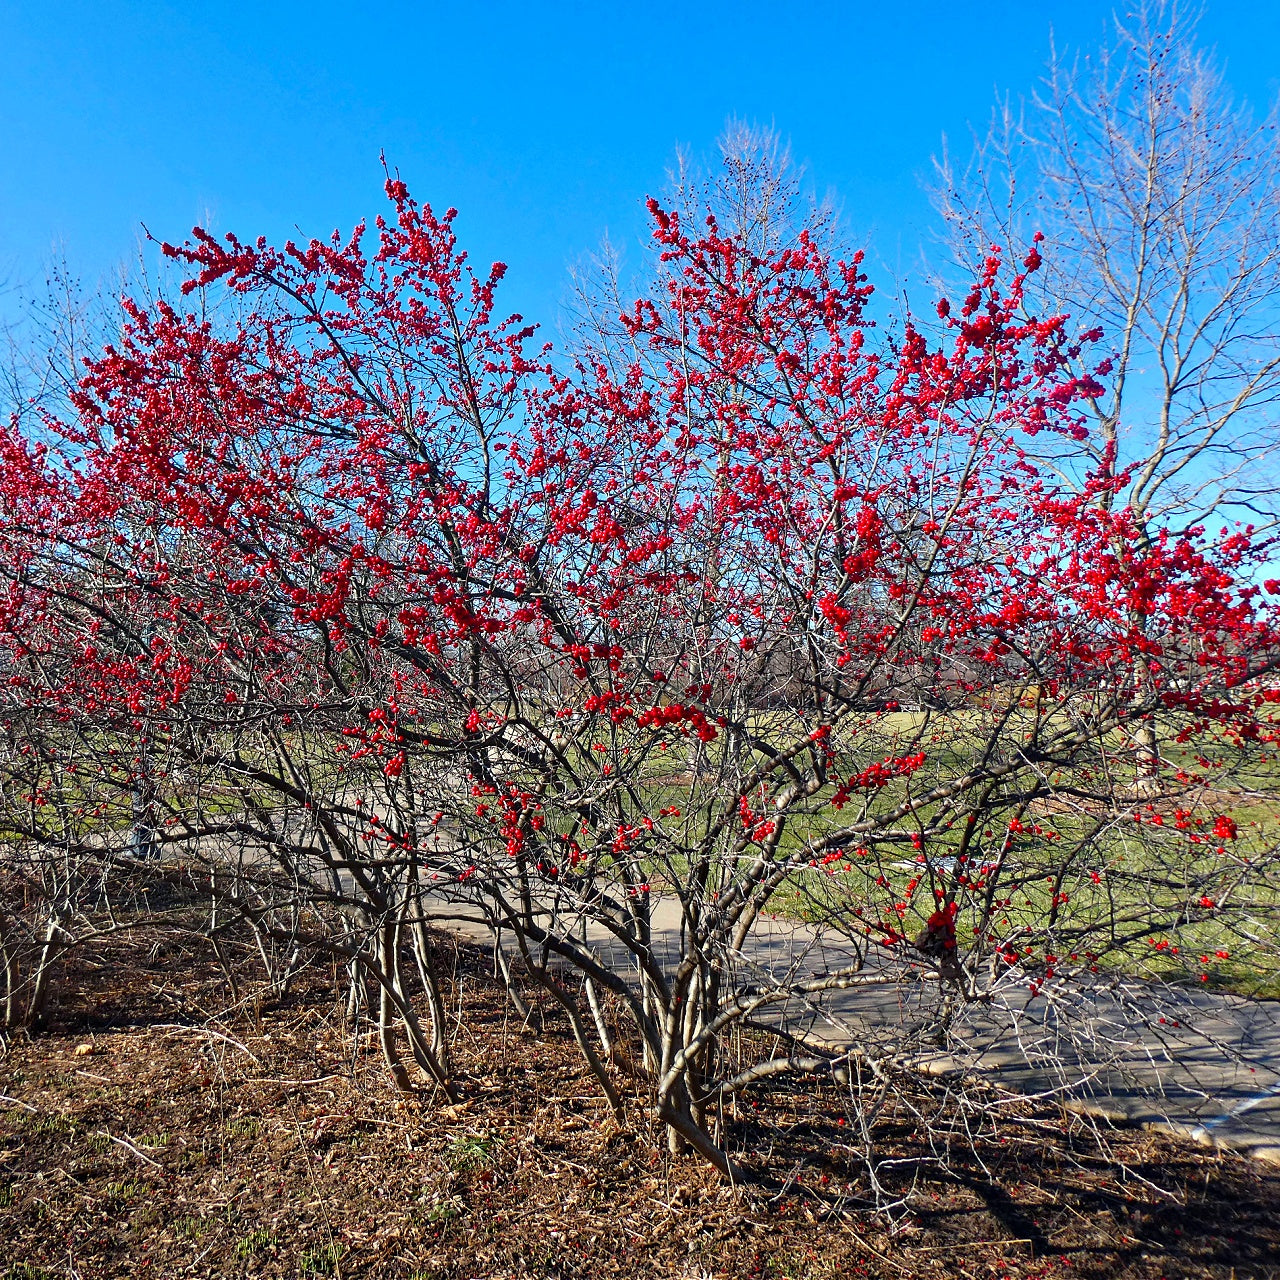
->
(97, 1128), (163, 1170)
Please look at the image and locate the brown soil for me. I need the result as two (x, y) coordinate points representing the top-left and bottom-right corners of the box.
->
(1, 929), (1277, 1280)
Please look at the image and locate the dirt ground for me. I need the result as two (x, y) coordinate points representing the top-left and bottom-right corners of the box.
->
(1, 928), (1277, 1280)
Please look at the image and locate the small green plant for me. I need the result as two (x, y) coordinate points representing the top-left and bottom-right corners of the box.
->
(765, 1246), (822, 1279)
(235, 1226), (277, 1258)
(85, 1132), (112, 1154)
(9, 1265), (58, 1280)
(102, 1178), (142, 1204)
(425, 1200), (461, 1224)
(0, 1184), (12, 1208)
(30, 1114), (73, 1138)
(226, 1116), (262, 1139)
(174, 1213), (210, 1240)
(299, 1242), (343, 1275)
(443, 1133), (497, 1172)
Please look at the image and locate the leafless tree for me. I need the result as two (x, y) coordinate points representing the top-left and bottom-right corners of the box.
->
(933, 0), (1280, 533)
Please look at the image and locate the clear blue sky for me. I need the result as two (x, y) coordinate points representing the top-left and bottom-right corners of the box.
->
(3, 1), (1279, 332)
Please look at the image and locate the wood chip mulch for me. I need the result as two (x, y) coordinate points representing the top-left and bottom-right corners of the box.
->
(1, 927), (1277, 1279)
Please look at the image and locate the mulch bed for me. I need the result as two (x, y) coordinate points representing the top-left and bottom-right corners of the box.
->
(1, 927), (1277, 1279)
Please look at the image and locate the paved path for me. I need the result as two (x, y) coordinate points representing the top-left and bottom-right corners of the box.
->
(181, 820), (1280, 1164)
(427, 895), (1280, 1165)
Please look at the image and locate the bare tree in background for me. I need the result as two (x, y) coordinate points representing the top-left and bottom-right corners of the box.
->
(933, 0), (1280, 533)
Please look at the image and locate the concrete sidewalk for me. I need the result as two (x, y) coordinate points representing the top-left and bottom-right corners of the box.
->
(191, 817), (1280, 1163)
(430, 894), (1280, 1165)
